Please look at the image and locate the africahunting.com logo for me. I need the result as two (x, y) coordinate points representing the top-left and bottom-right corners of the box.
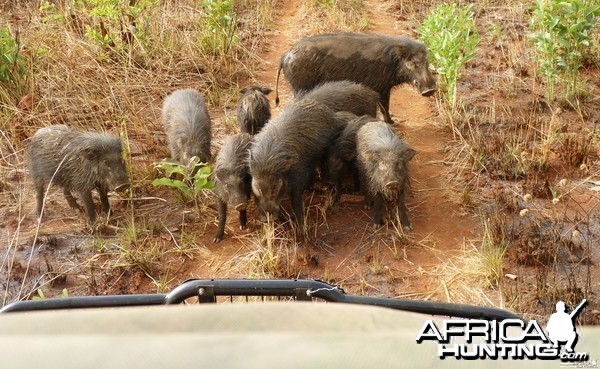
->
(416, 299), (590, 362)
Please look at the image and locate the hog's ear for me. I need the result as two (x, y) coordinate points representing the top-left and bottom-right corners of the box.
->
(400, 147), (416, 162)
(259, 87), (273, 95)
(384, 44), (404, 65)
(274, 178), (285, 194)
(385, 42), (421, 72)
(82, 146), (101, 160)
(251, 178), (262, 197)
(362, 150), (380, 164)
(280, 154), (296, 172)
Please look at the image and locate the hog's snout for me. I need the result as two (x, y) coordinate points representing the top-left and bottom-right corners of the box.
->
(385, 181), (401, 191)
(414, 76), (436, 97)
(258, 209), (281, 223)
(420, 88), (436, 97)
(113, 182), (130, 193)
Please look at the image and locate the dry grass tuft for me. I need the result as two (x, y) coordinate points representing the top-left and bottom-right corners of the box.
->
(223, 220), (301, 279)
(298, 0), (369, 35)
(427, 242), (506, 308)
(387, 0), (434, 17)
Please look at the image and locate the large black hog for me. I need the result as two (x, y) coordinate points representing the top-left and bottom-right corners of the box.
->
(298, 81), (380, 118)
(213, 132), (253, 243)
(356, 121), (415, 229)
(249, 99), (344, 226)
(162, 88), (212, 165)
(276, 33), (436, 124)
(27, 124), (130, 224)
(237, 86), (272, 135)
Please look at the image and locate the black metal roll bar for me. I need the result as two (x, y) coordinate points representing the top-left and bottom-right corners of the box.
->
(0, 278), (521, 321)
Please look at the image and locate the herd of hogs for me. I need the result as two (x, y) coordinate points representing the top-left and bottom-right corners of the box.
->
(26, 32), (437, 243)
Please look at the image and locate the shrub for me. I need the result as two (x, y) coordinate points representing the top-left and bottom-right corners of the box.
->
(417, 3), (480, 113)
(198, 0), (238, 55)
(529, 0), (600, 102)
(152, 158), (215, 205)
(40, 0), (158, 56)
(0, 26), (46, 104)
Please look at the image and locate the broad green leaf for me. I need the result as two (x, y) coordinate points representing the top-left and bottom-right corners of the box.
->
(152, 178), (193, 197)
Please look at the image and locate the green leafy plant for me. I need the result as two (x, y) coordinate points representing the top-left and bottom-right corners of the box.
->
(0, 26), (25, 87)
(85, 0), (157, 51)
(40, 0), (157, 54)
(0, 26), (46, 105)
(417, 3), (480, 113)
(152, 157), (215, 202)
(198, 0), (238, 55)
(39, 0), (84, 23)
(529, 0), (600, 102)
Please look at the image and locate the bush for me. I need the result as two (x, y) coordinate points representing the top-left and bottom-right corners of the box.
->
(198, 0), (238, 55)
(417, 3), (479, 113)
(1, 26), (29, 103)
(417, 4), (479, 112)
(40, 0), (158, 57)
(529, 0), (600, 102)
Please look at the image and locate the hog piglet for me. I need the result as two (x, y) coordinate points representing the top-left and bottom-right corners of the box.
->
(213, 132), (253, 243)
(27, 124), (130, 224)
(325, 114), (376, 202)
(237, 86), (272, 135)
(356, 121), (415, 228)
(162, 88), (212, 165)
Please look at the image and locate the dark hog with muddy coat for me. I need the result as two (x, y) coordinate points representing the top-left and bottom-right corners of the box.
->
(356, 121), (415, 229)
(237, 86), (272, 135)
(298, 81), (381, 119)
(249, 99), (345, 226)
(213, 132), (253, 243)
(276, 32), (436, 124)
(325, 114), (376, 203)
(27, 124), (130, 224)
(162, 88), (212, 164)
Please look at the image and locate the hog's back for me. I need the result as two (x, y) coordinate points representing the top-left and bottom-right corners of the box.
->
(281, 33), (402, 94)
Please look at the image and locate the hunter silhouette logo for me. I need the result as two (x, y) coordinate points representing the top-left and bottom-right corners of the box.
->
(546, 299), (586, 353)
(416, 299), (590, 361)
